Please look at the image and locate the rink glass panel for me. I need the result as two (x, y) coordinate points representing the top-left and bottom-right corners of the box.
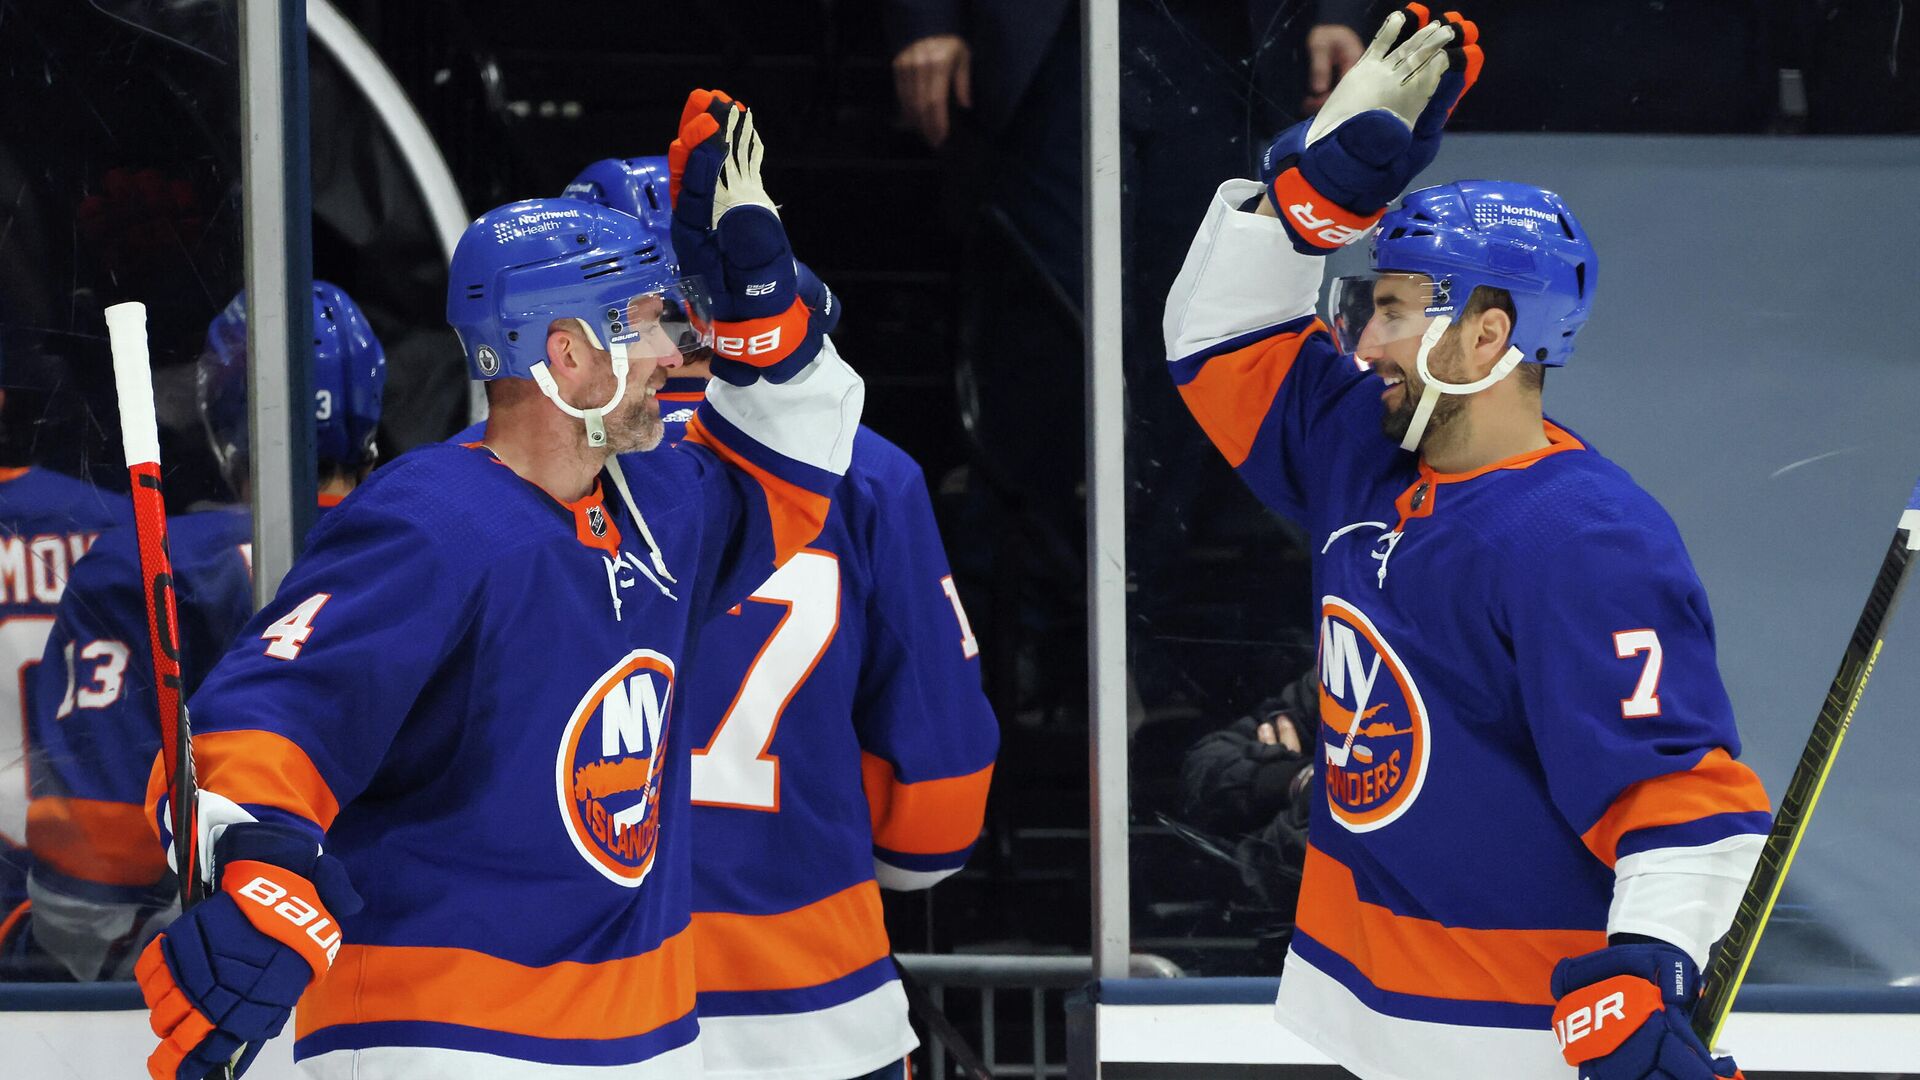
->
(0, 0), (252, 985)
(1114, 1), (1920, 987)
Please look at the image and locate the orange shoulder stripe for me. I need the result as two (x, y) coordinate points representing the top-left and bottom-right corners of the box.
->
(1297, 845), (1605, 1006)
(690, 879), (891, 994)
(1580, 747), (1771, 868)
(28, 795), (169, 886)
(296, 930), (695, 1042)
(861, 753), (994, 856)
(684, 413), (831, 565)
(1174, 320), (1322, 469)
(147, 729), (342, 833)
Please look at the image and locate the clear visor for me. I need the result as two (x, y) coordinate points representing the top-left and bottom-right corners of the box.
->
(603, 276), (714, 361)
(1328, 273), (1451, 356)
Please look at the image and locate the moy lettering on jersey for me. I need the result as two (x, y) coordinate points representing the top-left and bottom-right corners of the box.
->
(556, 649), (676, 887)
(1318, 596), (1431, 832)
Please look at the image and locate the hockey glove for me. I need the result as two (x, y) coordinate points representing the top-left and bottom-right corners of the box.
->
(669, 89), (827, 386)
(1550, 942), (1745, 1080)
(135, 821), (362, 1080)
(1261, 5), (1482, 254)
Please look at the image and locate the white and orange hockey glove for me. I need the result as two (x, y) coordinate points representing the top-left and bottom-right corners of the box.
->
(668, 89), (827, 385)
(1260, 5), (1482, 253)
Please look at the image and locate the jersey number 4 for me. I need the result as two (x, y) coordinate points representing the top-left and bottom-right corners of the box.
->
(691, 551), (841, 812)
(262, 593), (331, 661)
(1613, 628), (1663, 719)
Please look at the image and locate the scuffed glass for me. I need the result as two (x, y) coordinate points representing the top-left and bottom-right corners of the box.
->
(0, 0), (249, 984)
(1121, 0), (1920, 999)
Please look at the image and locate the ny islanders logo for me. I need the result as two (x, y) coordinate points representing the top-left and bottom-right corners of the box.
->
(1319, 596), (1431, 832)
(556, 649), (675, 886)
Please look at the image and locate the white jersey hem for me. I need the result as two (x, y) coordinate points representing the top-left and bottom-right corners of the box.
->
(1274, 947), (1570, 1080)
(698, 978), (917, 1080)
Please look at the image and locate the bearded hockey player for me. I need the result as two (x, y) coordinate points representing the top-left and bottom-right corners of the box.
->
(572, 153), (999, 1080)
(21, 282), (383, 983)
(1164, 8), (1767, 1080)
(132, 93), (862, 1080)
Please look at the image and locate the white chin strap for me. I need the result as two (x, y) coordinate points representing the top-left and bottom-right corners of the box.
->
(529, 320), (631, 448)
(1398, 315), (1528, 452)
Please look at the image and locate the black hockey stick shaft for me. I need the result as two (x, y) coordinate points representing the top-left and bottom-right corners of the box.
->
(895, 956), (996, 1080)
(1693, 476), (1920, 1047)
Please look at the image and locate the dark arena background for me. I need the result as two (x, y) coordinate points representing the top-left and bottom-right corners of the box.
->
(4, 1), (1920, 1077)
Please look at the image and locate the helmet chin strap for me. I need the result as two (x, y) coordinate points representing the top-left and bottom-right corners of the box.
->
(1398, 315), (1527, 452)
(528, 319), (631, 448)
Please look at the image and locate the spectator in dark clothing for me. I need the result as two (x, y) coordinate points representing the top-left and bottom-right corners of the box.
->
(1181, 668), (1318, 914)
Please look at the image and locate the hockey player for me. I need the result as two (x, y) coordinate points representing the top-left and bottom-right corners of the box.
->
(19, 282), (384, 982)
(1164, 8), (1766, 1080)
(572, 154), (999, 1080)
(132, 93), (862, 1080)
(0, 368), (129, 966)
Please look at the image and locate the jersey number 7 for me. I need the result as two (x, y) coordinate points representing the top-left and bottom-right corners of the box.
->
(691, 552), (841, 811)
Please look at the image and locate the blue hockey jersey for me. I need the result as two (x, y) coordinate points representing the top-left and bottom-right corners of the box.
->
(156, 354), (860, 1079)
(660, 387), (998, 1080)
(0, 466), (127, 944)
(25, 504), (281, 980)
(1164, 181), (1770, 1080)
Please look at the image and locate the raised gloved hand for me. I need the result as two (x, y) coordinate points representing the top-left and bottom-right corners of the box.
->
(136, 822), (362, 1080)
(668, 89), (827, 385)
(1260, 5), (1482, 253)
(1551, 942), (1745, 1080)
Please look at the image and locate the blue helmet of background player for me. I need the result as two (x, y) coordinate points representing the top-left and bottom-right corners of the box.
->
(445, 197), (712, 446)
(563, 158), (842, 340)
(563, 157), (674, 240)
(1331, 180), (1598, 368)
(198, 280), (387, 492)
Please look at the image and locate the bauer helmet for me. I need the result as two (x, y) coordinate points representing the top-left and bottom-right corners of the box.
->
(1363, 180), (1597, 367)
(446, 198), (711, 446)
(198, 280), (387, 491)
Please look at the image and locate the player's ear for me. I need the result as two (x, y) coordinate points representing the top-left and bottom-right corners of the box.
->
(1473, 305), (1513, 369)
(546, 321), (579, 372)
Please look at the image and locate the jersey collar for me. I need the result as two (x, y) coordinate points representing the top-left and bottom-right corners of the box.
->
(1393, 420), (1585, 530)
(461, 440), (624, 554)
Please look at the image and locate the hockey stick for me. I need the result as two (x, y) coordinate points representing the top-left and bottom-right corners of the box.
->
(107, 304), (238, 1080)
(105, 301), (201, 912)
(1692, 475), (1920, 1048)
(895, 957), (996, 1080)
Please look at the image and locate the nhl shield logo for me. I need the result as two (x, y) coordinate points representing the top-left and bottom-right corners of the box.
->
(555, 649), (675, 886)
(1318, 595), (1431, 832)
(587, 505), (607, 538)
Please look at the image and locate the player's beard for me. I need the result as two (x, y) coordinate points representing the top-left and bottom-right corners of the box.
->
(1379, 330), (1467, 446)
(579, 361), (663, 454)
(605, 386), (663, 453)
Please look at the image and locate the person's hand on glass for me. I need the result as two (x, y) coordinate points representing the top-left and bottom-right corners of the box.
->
(892, 33), (972, 148)
(1304, 23), (1366, 114)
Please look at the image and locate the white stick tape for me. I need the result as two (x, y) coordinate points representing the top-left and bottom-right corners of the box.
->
(104, 302), (161, 467)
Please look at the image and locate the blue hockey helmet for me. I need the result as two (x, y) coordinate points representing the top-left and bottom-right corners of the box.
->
(198, 280), (387, 488)
(446, 198), (710, 445)
(1360, 180), (1598, 367)
(563, 157), (674, 242)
